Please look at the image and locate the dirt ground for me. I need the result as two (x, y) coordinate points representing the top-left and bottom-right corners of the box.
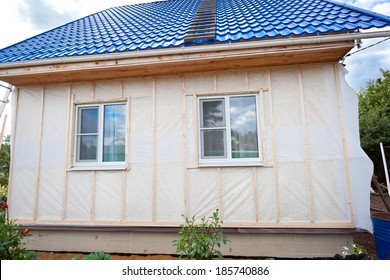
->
(36, 193), (389, 260)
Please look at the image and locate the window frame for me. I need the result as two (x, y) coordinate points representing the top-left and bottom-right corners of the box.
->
(197, 94), (263, 166)
(73, 102), (127, 169)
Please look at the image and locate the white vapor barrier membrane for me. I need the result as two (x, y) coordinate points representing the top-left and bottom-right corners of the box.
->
(217, 70), (248, 92)
(255, 167), (276, 222)
(72, 82), (93, 101)
(155, 164), (185, 221)
(94, 80), (121, 99)
(8, 64), (372, 230)
(221, 168), (256, 222)
(155, 76), (183, 164)
(271, 67), (302, 127)
(248, 69), (268, 89)
(187, 168), (219, 218)
(125, 165), (153, 221)
(185, 96), (196, 166)
(9, 87), (41, 220)
(37, 86), (69, 220)
(94, 171), (122, 221)
(278, 161), (310, 222)
(185, 72), (215, 93)
(124, 79), (153, 164)
(65, 172), (93, 220)
(338, 65), (373, 231)
(310, 160), (349, 221)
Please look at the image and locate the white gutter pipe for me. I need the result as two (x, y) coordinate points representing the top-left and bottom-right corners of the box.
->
(0, 30), (389, 69)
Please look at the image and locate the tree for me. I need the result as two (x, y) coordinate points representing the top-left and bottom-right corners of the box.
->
(0, 135), (10, 200)
(358, 69), (390, 189)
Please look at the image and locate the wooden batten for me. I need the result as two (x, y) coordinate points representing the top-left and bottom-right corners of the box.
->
(90, 171), (96, 222)
(217, 167), (224, 221)
(298, 67), (315, 223)
(33, 87), (45, 222)
(6, 88), (19, 217)
(268, 69), (281, 223)
(259, 89), (268, 165)
(252, 167), (259, 223)
(192, 94), (199, 165)
(334, 64), (355, 224)
(0, 42), (353, 87)
(152, 78), (157, 222)
(125, 97), (131, 169)
(182, 76), (188, 216)
(121, 170), (126, 221)
(61, 86), (73, 220)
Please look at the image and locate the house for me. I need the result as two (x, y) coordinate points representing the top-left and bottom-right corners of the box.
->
(0, 0), (390, 258)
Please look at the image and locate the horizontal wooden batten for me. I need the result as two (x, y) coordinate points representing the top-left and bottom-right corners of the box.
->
(0, 41), (353, 86)
(21, 224), (363, 235)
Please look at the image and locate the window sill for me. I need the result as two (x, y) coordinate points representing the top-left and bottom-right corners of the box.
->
(194, 161), (270, 168)
(68, 165), (129, 171)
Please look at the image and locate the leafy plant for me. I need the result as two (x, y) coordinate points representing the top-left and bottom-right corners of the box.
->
(173, 209), (229, 260)
(358, 69), (390, 189)
(334, 243), (372, 260)
(0, 200), (36, 260)
(73, 251), (112, 260)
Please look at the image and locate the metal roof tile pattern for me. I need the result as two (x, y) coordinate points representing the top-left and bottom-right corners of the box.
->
(1, 0), (390, 63)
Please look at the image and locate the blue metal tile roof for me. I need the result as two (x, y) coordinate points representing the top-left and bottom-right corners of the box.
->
(1, 0), (390, 63)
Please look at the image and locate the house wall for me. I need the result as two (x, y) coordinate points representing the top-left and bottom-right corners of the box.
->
(8, 63), (373, 231)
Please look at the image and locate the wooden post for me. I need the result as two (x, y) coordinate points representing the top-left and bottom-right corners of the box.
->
(259, 90), (268, 165)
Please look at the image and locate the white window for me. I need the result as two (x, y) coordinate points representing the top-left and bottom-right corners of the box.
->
(198, 95), (262, 165)
(75, 103), (126, 167)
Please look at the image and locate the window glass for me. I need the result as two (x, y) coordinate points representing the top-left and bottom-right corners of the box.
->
(202, 129), (226, 157)
(79, 107), (98, 133)
(201, 100), (225, 128)
(230, 96), (259, 158)
(103, 104), (126, 162)
(79, 135), (98, 160)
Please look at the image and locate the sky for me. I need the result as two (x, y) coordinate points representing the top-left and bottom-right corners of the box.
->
(0, 0), (389, 135)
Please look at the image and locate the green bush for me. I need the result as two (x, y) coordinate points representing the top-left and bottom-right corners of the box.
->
(73, 251), (112, 260)
(0, 200), (36, 260)
(173, 209), (229, 260)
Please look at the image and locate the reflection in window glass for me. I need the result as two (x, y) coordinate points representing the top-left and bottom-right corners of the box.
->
(79, 135), (98, 160)
(103, 104), (126, 162)
(230, 96), (259, 158)
(202, 129), (226, 157)
(201, 100), (225, 128)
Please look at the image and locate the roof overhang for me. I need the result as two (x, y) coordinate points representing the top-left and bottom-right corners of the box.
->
(0, 31), (388, 87)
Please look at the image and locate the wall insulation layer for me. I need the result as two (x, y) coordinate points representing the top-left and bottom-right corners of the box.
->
(8, 63), (373, 231)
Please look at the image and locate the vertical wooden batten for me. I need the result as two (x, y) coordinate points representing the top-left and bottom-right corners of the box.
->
(90, 171), (96, 222)
(193, 93), (199, 165)
(6, 88), (19, 219)
(152, 78), (157, 222)
(268, 69), (280, 223)
(298, 66), (315, 223)
(33, 87), (45, 222)
(182, 76), (188, 216)
(252, 167), (259, 223)
(61, 86), (73, 220)
(334, 64), (355, 224)
(259, 89), (268, 165)
(121, 170), (126, 221)
(217, 167), (224, 221)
